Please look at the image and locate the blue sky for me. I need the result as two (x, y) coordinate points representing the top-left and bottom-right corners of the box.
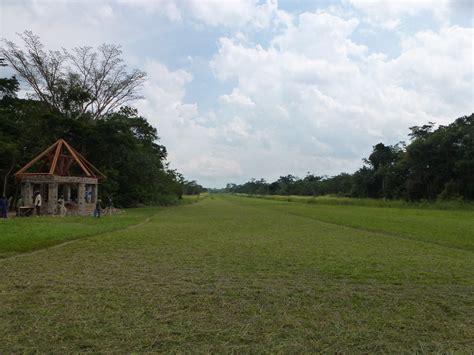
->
(1, 0), (473, 187)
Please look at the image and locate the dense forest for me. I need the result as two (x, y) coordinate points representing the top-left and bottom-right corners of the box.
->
(224, 114), (474, 201)
(0, 32), (204, 207)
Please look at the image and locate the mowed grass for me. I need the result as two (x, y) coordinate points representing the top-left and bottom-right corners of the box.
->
(242, 193), (474, 210)
(238, 195), (474, 251)
(0, 195), (202, 258)
(1, 195), (473, 352)
(0, 208), (157, 258)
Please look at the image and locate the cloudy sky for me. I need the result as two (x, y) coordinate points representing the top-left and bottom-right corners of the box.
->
(1, 0), (473, 187)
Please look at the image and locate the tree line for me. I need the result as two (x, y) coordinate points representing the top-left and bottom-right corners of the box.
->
(0, 32), (204, 207)
(224, 114), (474, 201)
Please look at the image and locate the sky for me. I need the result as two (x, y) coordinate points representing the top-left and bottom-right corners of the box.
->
(1, 0), (473, 187)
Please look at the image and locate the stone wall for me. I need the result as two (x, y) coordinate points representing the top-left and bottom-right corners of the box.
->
(18, 175), (99, 216)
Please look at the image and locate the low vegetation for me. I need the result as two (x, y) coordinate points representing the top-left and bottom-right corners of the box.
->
(240, 193), (474, 210)
(1, 195), (473, 352)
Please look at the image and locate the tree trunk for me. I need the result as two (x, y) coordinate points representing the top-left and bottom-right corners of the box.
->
(2, 159), (15, 197)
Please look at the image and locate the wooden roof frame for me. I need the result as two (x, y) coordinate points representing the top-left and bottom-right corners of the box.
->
(15, 139), (106, 179)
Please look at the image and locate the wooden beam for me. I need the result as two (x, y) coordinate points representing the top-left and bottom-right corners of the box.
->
(62, 140), (93, 177)
(73, 150), (107, 179)
(49, 139), (63, 175)
(16, 138), (106, 180)
(15, 173), (52, 176)
(15, 141), (59, 175)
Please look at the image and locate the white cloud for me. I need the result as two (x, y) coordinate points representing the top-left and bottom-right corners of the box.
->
(220, 89), (255, 107)
(116, 0), (291, 30)
(181, 156), (242, 178)
(272, 11), (366, 60)
(119, 0), (182, 22)
(184, 0), (289, 29)
(0, 1), (117, 48)
(349, 0), (451, 28)
(136, 61), (247, 184)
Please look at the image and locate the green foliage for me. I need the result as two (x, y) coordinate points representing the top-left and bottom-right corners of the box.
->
(0, 80), (185, 206)
(181, 180), (207, 195)
(405, 115), (474, 200)
(0, 35), (190, 205)
(0, 75), (19, 98)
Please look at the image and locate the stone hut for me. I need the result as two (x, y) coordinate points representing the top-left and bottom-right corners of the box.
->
(15, 139), (106, 216)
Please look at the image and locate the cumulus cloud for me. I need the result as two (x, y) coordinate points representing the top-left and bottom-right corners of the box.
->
(220, 89), (255, 107)
(119, 0), (182, 22)
(116, 0), (291, 30)
(209, 10), (473, 182)
(349, 0), (451, 29)
(183, 0), (287, 29)
(135, 61), (247, 185)
(181, 156), (242, 178)
(0, 2), (99, 47)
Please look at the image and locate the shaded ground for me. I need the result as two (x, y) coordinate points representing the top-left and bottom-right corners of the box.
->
(1, 195), (473, 352)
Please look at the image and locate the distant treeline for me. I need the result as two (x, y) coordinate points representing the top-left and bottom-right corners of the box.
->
(224, 114), (474, 201)
(0, 32), (206, 207)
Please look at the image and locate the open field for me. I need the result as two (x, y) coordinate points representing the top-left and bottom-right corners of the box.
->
(240, 193), (474, 210)
(1, 195), (473, 352)
(0, 195), (202, 259)
(239, 194), (474, 251)
(0, 208), (157, 258)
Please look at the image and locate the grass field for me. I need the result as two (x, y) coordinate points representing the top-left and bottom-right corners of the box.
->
(0, 195), (202, 258)
(240, 193), (474, 210)
(1, 194), (473, 352)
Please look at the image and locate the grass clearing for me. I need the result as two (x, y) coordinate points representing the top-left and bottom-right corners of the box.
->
(235, 195), (474, 251)
(1, 195), (473, 352)
(0, 195), (204, 258)
(0, 208), (157, 258)
(241, 193), (474, 210)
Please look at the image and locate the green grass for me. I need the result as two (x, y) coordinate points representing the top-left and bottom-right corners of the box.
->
(240, 193), (474, 210)
(235, 194), (474, 251)
(0, 208), (157, 258)
(181, 192), (208, 204)
(0, 194), (207, 258)
(1, 195), (473, 352)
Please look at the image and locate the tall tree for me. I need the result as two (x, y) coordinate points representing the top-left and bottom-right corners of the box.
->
(1, 31), (146, 119)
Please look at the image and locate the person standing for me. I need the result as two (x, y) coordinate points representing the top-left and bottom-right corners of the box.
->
(107, 196), (113, 216)
(0, 196), (7, 218)
(57, 196), (67, 217)
(94, 199), (102, 218)
(34, 192), (42, 216)
(16, 196), (24, 216)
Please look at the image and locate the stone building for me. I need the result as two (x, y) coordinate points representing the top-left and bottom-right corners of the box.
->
(15, 139), (105, 216)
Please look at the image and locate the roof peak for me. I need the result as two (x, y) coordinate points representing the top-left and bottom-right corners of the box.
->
(15, 139), (106, 179)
